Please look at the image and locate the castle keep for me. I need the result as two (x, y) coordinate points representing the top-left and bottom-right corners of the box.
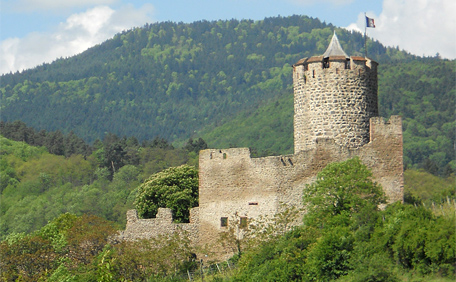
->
(120, 33), (404, 260)
(293, 33), (379, 151)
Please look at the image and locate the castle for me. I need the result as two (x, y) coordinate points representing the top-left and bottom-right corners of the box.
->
(119, 33), (404, 260)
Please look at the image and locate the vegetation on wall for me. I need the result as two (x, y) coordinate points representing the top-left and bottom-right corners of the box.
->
(0, 13), (454, 281)
(2, 157), (453, 281)
(134, 165), (199, 222)
(231, 159), (455, 282)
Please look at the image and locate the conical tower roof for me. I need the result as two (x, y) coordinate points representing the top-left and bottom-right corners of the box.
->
(322, 32), (348, 59)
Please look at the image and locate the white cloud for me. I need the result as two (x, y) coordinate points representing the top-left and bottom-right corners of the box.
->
(346, 0), (456, 59)
(289, 0), (354, 6)
(12, 0), (117, 11)
(0, 4), (154, 74)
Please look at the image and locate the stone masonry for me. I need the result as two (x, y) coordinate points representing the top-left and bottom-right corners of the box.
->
(120, 33), (404, 261)
(293, 55), (378, 152)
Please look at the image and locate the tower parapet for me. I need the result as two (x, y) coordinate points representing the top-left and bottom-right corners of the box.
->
(293, 33), (378, 153)
(120, 31), (404, 262)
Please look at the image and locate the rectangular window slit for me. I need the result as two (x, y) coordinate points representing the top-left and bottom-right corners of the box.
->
(240, 217), (248, 229)
(220, 217), (228, 227)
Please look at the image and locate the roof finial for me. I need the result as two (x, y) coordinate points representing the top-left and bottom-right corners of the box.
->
(322, 31), (349, 59)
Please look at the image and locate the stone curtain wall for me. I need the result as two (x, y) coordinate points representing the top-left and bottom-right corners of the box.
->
(118, 207), (200, 244)
(293, 57), (379, 153)
(119, 116), (403, 260)
(120, 50), (403, 261)
(366, 116), (404, 203)
(197, 117), (403, 260)
(198, 148), (283, 259)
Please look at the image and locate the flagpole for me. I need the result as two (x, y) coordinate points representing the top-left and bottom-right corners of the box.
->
(364, 12), (367, 58)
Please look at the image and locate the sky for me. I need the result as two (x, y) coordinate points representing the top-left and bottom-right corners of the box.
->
(1, 0), (455, 75)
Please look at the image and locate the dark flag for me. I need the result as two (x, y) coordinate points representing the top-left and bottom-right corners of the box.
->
(366, 16), (375, 28)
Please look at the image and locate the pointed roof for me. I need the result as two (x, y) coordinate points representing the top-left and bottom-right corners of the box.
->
(322, 32), (349, 59)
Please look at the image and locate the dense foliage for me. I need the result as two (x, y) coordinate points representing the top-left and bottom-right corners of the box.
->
(231, 159), (455, 282)
(0, 13), (454, 281)
(0, 135), (198, 239)
(134, 165), (199, 222)
(1, 138), (454, 281)
(1, 15), (452, 173)
(0, 213), (197, 281)
(302, 157), (386, 225)
(378, 60), (455, 176)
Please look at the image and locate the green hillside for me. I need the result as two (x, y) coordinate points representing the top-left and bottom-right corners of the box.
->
(0, 135), (198, 239)
(1, 15), (454, 173)
(1, 143), (454, 281)
(201, 58), (455, 174)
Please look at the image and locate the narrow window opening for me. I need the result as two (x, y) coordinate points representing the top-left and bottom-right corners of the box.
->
(345, 60), (350, 69)
(312, 70), (315, 78)
(221, 217), (228, 227)
(322, 58), (330, 69)
(336, 68), (339, 74)
(248, 202), (258, 206)
(240, 217), (248, 229)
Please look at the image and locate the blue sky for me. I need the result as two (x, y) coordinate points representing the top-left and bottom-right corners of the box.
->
(1, 0), (455, 74)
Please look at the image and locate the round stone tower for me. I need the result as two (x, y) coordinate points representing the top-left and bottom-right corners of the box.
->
(293, 32), (378, 153)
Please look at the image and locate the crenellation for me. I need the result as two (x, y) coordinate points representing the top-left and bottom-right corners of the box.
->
(120, 32), (403, 262)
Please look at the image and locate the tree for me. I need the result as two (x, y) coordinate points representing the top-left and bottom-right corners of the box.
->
(65, 214), (117, 266)
(301, 158), (389, 281)
(0, 235), (57, 282)
(134, 165), (198, 223)
(103, 142), (126, 177)
(0, 213), (117, 281)
(184, 137), (208, 153)
(303, 157), (386, 228)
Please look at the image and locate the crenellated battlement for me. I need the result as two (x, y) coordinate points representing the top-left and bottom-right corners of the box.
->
(293, 46), (379, 153)
(199, 147), (251, 161)
(370, 116), (403, 139)
(120, 32), (403, 262)
(120, 207), (200, 242)
(294, 56), (377, 76)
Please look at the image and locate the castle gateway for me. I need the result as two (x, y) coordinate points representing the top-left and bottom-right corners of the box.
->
(120, 33), (404, 260)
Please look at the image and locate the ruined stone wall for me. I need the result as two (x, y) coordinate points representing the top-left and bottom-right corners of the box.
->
(118, 207), (200, 244)
(119, 50), (403, 262)
(294, 57), (378, 153)
(119, 115), (403, 261)
(365, 116), (404, 203)
(197, 115), (403, 260)
(198, 148), (283, 259)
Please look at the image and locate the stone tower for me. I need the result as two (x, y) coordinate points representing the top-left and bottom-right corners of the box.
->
(120, 31), (404, 262)
(293, 32), (379, 153)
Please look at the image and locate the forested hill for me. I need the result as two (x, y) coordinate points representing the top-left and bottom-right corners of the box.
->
(1, 15), (454, 173)
(0, 15), (410, 141)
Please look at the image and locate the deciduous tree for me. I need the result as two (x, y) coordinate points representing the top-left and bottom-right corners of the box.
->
(134, 165), (198, 222)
